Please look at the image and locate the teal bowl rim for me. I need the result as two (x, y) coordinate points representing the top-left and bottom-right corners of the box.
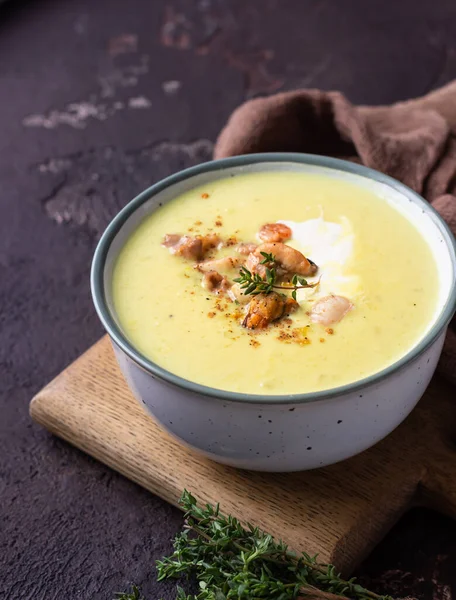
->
(91, 152), (456, 405)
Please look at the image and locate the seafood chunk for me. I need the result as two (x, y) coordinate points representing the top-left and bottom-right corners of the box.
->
(166, 235), (203, 260)
(162, 233), (220, 261)
(236, 242), (258, 255)
(258, 223), (292, 243)
(242, 292), (298, 329)
(247, 242), (318, 278)
(227, 282), (250, 305)
(245, 250), (262, 275)
(284, 296), (299, 316)
(162, 233), (182, 248)
(200, 233), (221, 254)
(309, 295), (353, 326)
(196, 256), (243, 273)
(201, 271), (230, 294)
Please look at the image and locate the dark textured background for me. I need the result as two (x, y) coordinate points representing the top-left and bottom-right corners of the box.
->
(2, 0), (456, 598)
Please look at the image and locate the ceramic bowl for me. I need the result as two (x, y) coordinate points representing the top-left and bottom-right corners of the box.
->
(91, 154), (456, 472)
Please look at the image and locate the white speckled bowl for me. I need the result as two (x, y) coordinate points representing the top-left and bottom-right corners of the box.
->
(91, 154), (456, 472)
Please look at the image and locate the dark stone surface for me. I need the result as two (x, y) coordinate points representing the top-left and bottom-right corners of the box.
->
(2, 0), (456, 598)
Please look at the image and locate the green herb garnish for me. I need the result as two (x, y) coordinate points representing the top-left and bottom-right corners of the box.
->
(234, 265), (277, 296)
(259, 251), (275, 264)
(114, 585), (143, 600)
(233, 253), (318, 300)
(116, 491), (396, 600)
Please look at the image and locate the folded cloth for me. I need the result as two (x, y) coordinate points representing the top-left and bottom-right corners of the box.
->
(214, 82), (456, 385)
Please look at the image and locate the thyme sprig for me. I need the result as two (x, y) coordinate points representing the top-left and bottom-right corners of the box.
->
(233, 252), (319, 300)
(115, 491), (405, 600)
(234, 265), (277, 296)
(114, 586), (143, 600)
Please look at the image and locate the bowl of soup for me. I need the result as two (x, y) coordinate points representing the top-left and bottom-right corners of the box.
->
(91, 154), (456, 472)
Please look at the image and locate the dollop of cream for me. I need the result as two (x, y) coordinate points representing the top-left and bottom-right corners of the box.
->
(278, 216), (361, 300)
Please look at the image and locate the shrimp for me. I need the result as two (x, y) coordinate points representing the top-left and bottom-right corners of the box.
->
(162, 233), (220, 261)
(249, 242), (318, 278)
(309, 295), (353, 326)
(201, 271), (231, 294)
(258, 222), (292, 243)
(242, 293), (298, 329)
(236, 242), (258, 255)
(196, 256), (243, 273)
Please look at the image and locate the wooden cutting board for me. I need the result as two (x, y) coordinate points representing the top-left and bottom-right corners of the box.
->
(30, 335), (456, 575)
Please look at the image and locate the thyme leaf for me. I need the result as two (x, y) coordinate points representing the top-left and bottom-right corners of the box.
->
(116, 491), (401, 600)
(114, 585), (143, 600)
(234, 254), (319, 298)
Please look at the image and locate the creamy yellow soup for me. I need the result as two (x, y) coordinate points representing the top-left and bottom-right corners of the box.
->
(112, 171), (439, 395)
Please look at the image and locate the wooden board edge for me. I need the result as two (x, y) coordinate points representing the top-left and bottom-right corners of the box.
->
(30, 387), (184, 512)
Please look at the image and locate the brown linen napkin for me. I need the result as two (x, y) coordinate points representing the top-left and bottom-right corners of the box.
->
(213, 82), (456, 385)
